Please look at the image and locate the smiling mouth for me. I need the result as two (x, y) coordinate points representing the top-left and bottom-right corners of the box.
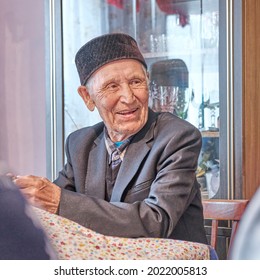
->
(117, 108), (138, 116)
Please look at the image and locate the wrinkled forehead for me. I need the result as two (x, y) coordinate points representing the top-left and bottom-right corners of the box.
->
(86, 59), (148, 88)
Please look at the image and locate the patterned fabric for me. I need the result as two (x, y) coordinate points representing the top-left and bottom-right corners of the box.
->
(34, 207), (211, 260)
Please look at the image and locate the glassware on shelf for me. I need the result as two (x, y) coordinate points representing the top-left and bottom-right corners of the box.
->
(149, 84), (190, 119)
(149, 33), (167, 53)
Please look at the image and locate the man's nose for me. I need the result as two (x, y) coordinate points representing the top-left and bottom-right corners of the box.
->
(120, 84), (135, 103)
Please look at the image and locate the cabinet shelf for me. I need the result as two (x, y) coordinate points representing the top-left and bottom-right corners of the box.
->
(201, 131), (219, 138)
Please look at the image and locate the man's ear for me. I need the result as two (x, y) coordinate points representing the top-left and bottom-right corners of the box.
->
(77, 86), (95, 111)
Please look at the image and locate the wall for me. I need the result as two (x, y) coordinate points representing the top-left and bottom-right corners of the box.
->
(0, 0), (47, 176)
(243, 0), (260, 198)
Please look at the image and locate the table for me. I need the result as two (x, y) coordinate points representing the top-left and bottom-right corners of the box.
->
(34, 208), (214, 260)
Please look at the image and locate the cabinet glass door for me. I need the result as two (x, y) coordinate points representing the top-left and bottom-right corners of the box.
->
(58, 0), (230, 199)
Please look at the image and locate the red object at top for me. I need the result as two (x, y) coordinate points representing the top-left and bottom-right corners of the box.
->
(107, 0), (189, 27)
(156, 0), (189, 27)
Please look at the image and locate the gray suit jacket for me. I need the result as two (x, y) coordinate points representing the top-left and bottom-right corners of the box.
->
(54, 109), (207, 244)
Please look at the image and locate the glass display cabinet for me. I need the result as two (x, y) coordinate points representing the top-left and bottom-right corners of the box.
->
(46, 0), (242, 259)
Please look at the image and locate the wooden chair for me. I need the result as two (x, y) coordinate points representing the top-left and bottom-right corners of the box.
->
(202, 199), (249, 258)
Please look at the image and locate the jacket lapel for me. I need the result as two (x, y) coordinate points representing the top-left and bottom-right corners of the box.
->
(85, 133), (107, 199)
(110, 140), (151, 202)
(110, 110), (158, 202)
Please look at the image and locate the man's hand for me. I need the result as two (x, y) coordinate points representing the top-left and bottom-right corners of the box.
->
(13, 175), (61, 214)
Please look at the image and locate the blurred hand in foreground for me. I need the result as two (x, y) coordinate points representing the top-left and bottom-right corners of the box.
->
(13, 175), (61, 214)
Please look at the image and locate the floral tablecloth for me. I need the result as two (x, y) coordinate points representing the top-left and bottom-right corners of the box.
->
(34, 208), (211, 260)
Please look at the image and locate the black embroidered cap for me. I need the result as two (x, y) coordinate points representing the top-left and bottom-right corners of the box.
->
(75, 33), (147, 85)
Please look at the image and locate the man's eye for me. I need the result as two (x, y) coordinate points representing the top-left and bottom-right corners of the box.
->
(105, 83), (118, 91)
(130, 79), (142, 87)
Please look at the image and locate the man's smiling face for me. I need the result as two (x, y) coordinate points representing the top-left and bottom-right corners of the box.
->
(85, 59), (149, 142)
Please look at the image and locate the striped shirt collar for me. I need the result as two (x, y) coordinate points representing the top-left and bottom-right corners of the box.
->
(104, 128), (132, 164)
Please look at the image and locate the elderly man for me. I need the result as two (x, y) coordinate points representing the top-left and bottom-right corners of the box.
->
(15, 33), (207, 244)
